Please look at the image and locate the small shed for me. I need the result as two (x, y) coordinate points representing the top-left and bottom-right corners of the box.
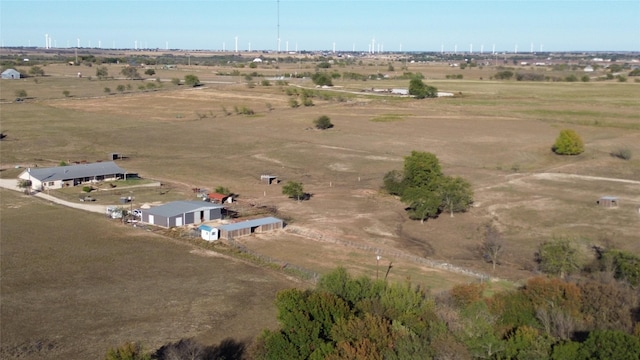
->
(597, 196), (618, 208)
(199, 224), (219, 241)
(261, 175), (278, 185)
(218, 216), (283, 240)
(1, 69), (21, 79)
(208, 192), (232, 204)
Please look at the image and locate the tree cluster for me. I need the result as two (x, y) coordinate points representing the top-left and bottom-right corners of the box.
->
(252, 268), (640, 360)
(384, 151), (473, 223)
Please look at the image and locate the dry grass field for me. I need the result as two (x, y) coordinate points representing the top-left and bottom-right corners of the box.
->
(0, 189), (298, 359)
(1, 53), (639, 357)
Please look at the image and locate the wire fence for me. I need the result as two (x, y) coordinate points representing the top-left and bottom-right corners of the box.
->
(285, 225), (492, 281)
(226, 236), (320, 282)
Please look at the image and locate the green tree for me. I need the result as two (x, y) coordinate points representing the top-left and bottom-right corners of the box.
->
(401, 186), (442, 223)
(537, 239), (581, 279)
(402, 151), (442, 190)
(184, 74), (200, 87)
(15, 89), (27, 98)
(28, 65), (45, 76)
(171, 77), (181, 85)
(104, 87), (112, 94)
(96, 66), (109, 79)
(494, 70), (514, 80)
(552, 129), (584, 155)
(577, 330), (640, 360)
(258, 289), (350, 359)
(62, 90), (70, 97)
(214, 186), (231, 195)
(601, 249), (640, 286)
(120, 66), (140, 79)
(311, 72), (333, 86)
(144, 68), (155, 76)
(17, 179), (32, 194)
(116, 84), (126, 93)
(314, 115), (333, 129)
(282, 181), (305, 201)
(382, 170), (404, 196)
(409, 77), (436, 99)
(439, 176), (473, 217)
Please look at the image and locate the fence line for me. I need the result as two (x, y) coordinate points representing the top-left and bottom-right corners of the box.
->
(226, 236), (320, 282)
(285, 225), (492, 281)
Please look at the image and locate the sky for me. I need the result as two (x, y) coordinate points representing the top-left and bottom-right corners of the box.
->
(1, 0), (639, 52)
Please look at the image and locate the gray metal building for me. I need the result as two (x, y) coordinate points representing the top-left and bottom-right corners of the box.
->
(141, 201), (223, 228)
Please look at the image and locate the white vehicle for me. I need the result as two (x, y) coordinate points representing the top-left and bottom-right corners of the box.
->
(132, 209), (142, 218)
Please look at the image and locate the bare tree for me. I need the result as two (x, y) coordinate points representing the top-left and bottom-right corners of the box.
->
(480, 223), (503, 271)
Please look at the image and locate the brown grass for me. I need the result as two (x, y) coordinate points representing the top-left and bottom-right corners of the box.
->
(0, 189), (298, 359)
(1, 58), (639, 356)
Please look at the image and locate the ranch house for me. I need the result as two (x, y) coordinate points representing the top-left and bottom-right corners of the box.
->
(18, 161), (126, 191)
(141, 201), (223, 228)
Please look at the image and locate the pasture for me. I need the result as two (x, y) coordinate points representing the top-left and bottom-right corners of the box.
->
(1, 53), (639, 356)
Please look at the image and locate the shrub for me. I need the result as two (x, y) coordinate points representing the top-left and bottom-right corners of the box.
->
(494, 70), (514, 80)
(82, 186), (93, 193)
(314, 115), (333, 130)
(610, 148), (632, 160)
(311, 72), (333, 86)
(552, 129), (584, 155)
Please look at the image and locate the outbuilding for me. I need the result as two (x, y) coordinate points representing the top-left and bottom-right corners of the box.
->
(1, 69), (21, 79)
(141, 201), (223, 228)
(218, 216), (283, 240)
(199, 224), (219, 241)
(2, 69), (21, 79)
(597, 196), (618, 208)
(208, 192), (233, 204)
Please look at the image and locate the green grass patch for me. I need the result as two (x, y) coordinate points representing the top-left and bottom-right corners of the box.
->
(370, 113), (405, 122)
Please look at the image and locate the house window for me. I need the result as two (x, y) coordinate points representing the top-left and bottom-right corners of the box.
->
(48, 182), (54, 186)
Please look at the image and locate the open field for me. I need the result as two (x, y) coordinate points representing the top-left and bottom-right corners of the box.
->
(1, 56), (639, 356)
(0, 189), (298, 359)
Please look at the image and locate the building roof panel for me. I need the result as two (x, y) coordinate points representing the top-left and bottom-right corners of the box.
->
(219, 217), (283, 232)
(21, 161), (126, 182)
(144, 201), (223, 217)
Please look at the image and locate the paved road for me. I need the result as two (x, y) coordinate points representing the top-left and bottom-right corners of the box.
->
(0, 179), (108, 214)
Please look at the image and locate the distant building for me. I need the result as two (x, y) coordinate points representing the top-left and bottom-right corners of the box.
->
(584, 66), (594, 72)
(18, 161), (126, 191)
(597, 196), (618, 208)
(1, 69), (21, 79)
